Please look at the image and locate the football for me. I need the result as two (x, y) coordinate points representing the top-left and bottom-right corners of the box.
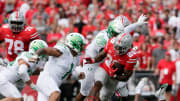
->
(112, 62), (124, 76)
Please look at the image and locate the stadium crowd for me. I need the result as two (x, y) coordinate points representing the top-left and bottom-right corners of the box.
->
(0, 0), (180, 101)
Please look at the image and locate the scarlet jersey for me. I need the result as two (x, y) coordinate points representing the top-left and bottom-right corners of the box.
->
(100, 38), (138, 76)
(157, 59), (176, 85)
(0, 24), (40, 62)
(137, 50), (151, 69)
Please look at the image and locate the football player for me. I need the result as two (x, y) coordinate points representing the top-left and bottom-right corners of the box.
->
(32, 33), (85, 101)
(0, 11), (40, 63)
(0, 39), (48, 101)
(76, 14), (147, 101)
(84, 33), (138, 101)
(134, 78), (168, 101)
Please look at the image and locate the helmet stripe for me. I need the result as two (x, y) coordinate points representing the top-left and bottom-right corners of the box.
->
(16, 12), (18, 19)
(118, 33), (127, 44)
(121, 16), (124, 24)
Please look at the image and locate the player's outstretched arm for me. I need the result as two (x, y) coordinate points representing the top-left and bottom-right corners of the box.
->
(124, 14), (147, 34)
(94, 50), (107, 63)
(36, 47), (62, 57)
(84, 50), (107, 64)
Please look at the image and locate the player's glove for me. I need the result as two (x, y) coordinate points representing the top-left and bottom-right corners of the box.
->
(30, 83), (38, 91)
(83, 57), (95, 64)
(137, 14), (148, 25)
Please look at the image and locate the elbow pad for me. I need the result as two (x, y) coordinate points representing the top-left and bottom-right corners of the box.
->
(18, 64), (30, 82)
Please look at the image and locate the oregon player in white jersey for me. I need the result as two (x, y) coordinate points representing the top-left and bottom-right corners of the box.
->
(0, 39), (48, 101)
(33, 33), (85, 101)
(75, 14), (147, 101)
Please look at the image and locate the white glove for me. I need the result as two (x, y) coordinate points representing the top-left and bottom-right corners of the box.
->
(137, 14), (148, 25)
(30, 83), (38, 91)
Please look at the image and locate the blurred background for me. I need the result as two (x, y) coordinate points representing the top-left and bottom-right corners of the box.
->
(0, 0), (180, 101)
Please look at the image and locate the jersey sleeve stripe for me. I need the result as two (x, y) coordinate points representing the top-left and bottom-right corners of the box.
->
(30, 32), (38, 37)
(30, 34), (39, 39)
(129, 59), (137, 60)
(127, 61), (137, 63)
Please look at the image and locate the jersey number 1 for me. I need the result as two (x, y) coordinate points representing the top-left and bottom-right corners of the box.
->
(5, 38), (24, 55)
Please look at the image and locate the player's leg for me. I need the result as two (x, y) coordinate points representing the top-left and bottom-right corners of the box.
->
(0, 80), (23, 101)
(76, 64), (95, 101)
(134, 77), (148, 101)
(36, 72), (61, 101)
(75, 93), (86, 101)
(155, 83), (168, 101)
(115, 82), (128, 100)
(48, 91), (60, 101)
(37, 92), (49, 101)
(99, 76), (119, 101)
(85, 67), (107, 101)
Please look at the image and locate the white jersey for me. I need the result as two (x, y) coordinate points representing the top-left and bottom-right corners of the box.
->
(0, 52), (37, 83)
(85, 29), (109, 58)
(43, 42), (77, 84)
(85, 25), (135, 59)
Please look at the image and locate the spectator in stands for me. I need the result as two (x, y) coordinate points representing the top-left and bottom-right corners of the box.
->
(152, 41), (166, 70)
(47, 26), (62, 47)
(169, 41), (180, 61)
(4, 0), (15, 14)
(174, 51), (180, 100)
(137, 43), (151, 70)
(74, 16), (86, 33)
(155, 52), (176, 101)
(32, 2), (49, 25)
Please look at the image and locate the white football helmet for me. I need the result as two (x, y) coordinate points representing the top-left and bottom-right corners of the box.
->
(8, 11), (25, 33)
(107, 20), (125, 38)
(29, 39), (48, 55)
(114, 33), (132, 55)
(65, 33), (85, 54)
(114, 15), (130, 27)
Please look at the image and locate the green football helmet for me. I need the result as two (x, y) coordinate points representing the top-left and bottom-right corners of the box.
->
(29, 39), (48, 58)
(107, 20), (125, 38)
(65, 33), (85, 54)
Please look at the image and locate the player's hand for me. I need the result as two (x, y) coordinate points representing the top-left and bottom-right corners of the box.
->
(109, 68), (118, 77)
(79, 72), (85, 79)
(83, 57), (95, 64)
(30, 83), (38, 91)
(137, 14), (148, 25)
(29, 54), (39, 63)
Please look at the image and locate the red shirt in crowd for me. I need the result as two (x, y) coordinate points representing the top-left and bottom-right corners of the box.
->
(47, 33), (62, 47)
(137, 50), (151, 69)
(82, 25), (96, 37)
(157, 59), (176, 85)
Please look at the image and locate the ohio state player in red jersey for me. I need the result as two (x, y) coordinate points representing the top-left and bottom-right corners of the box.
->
(0, 11), (40, 62)
(84, 33), (138, 101)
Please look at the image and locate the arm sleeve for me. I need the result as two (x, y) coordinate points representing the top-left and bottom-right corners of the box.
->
(124, 22), (141, 34)
(18, 64), (30, 82)
(54, 42), (66, 54)
(95, 35), (107, 52)
(30, 28), (40, 40)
